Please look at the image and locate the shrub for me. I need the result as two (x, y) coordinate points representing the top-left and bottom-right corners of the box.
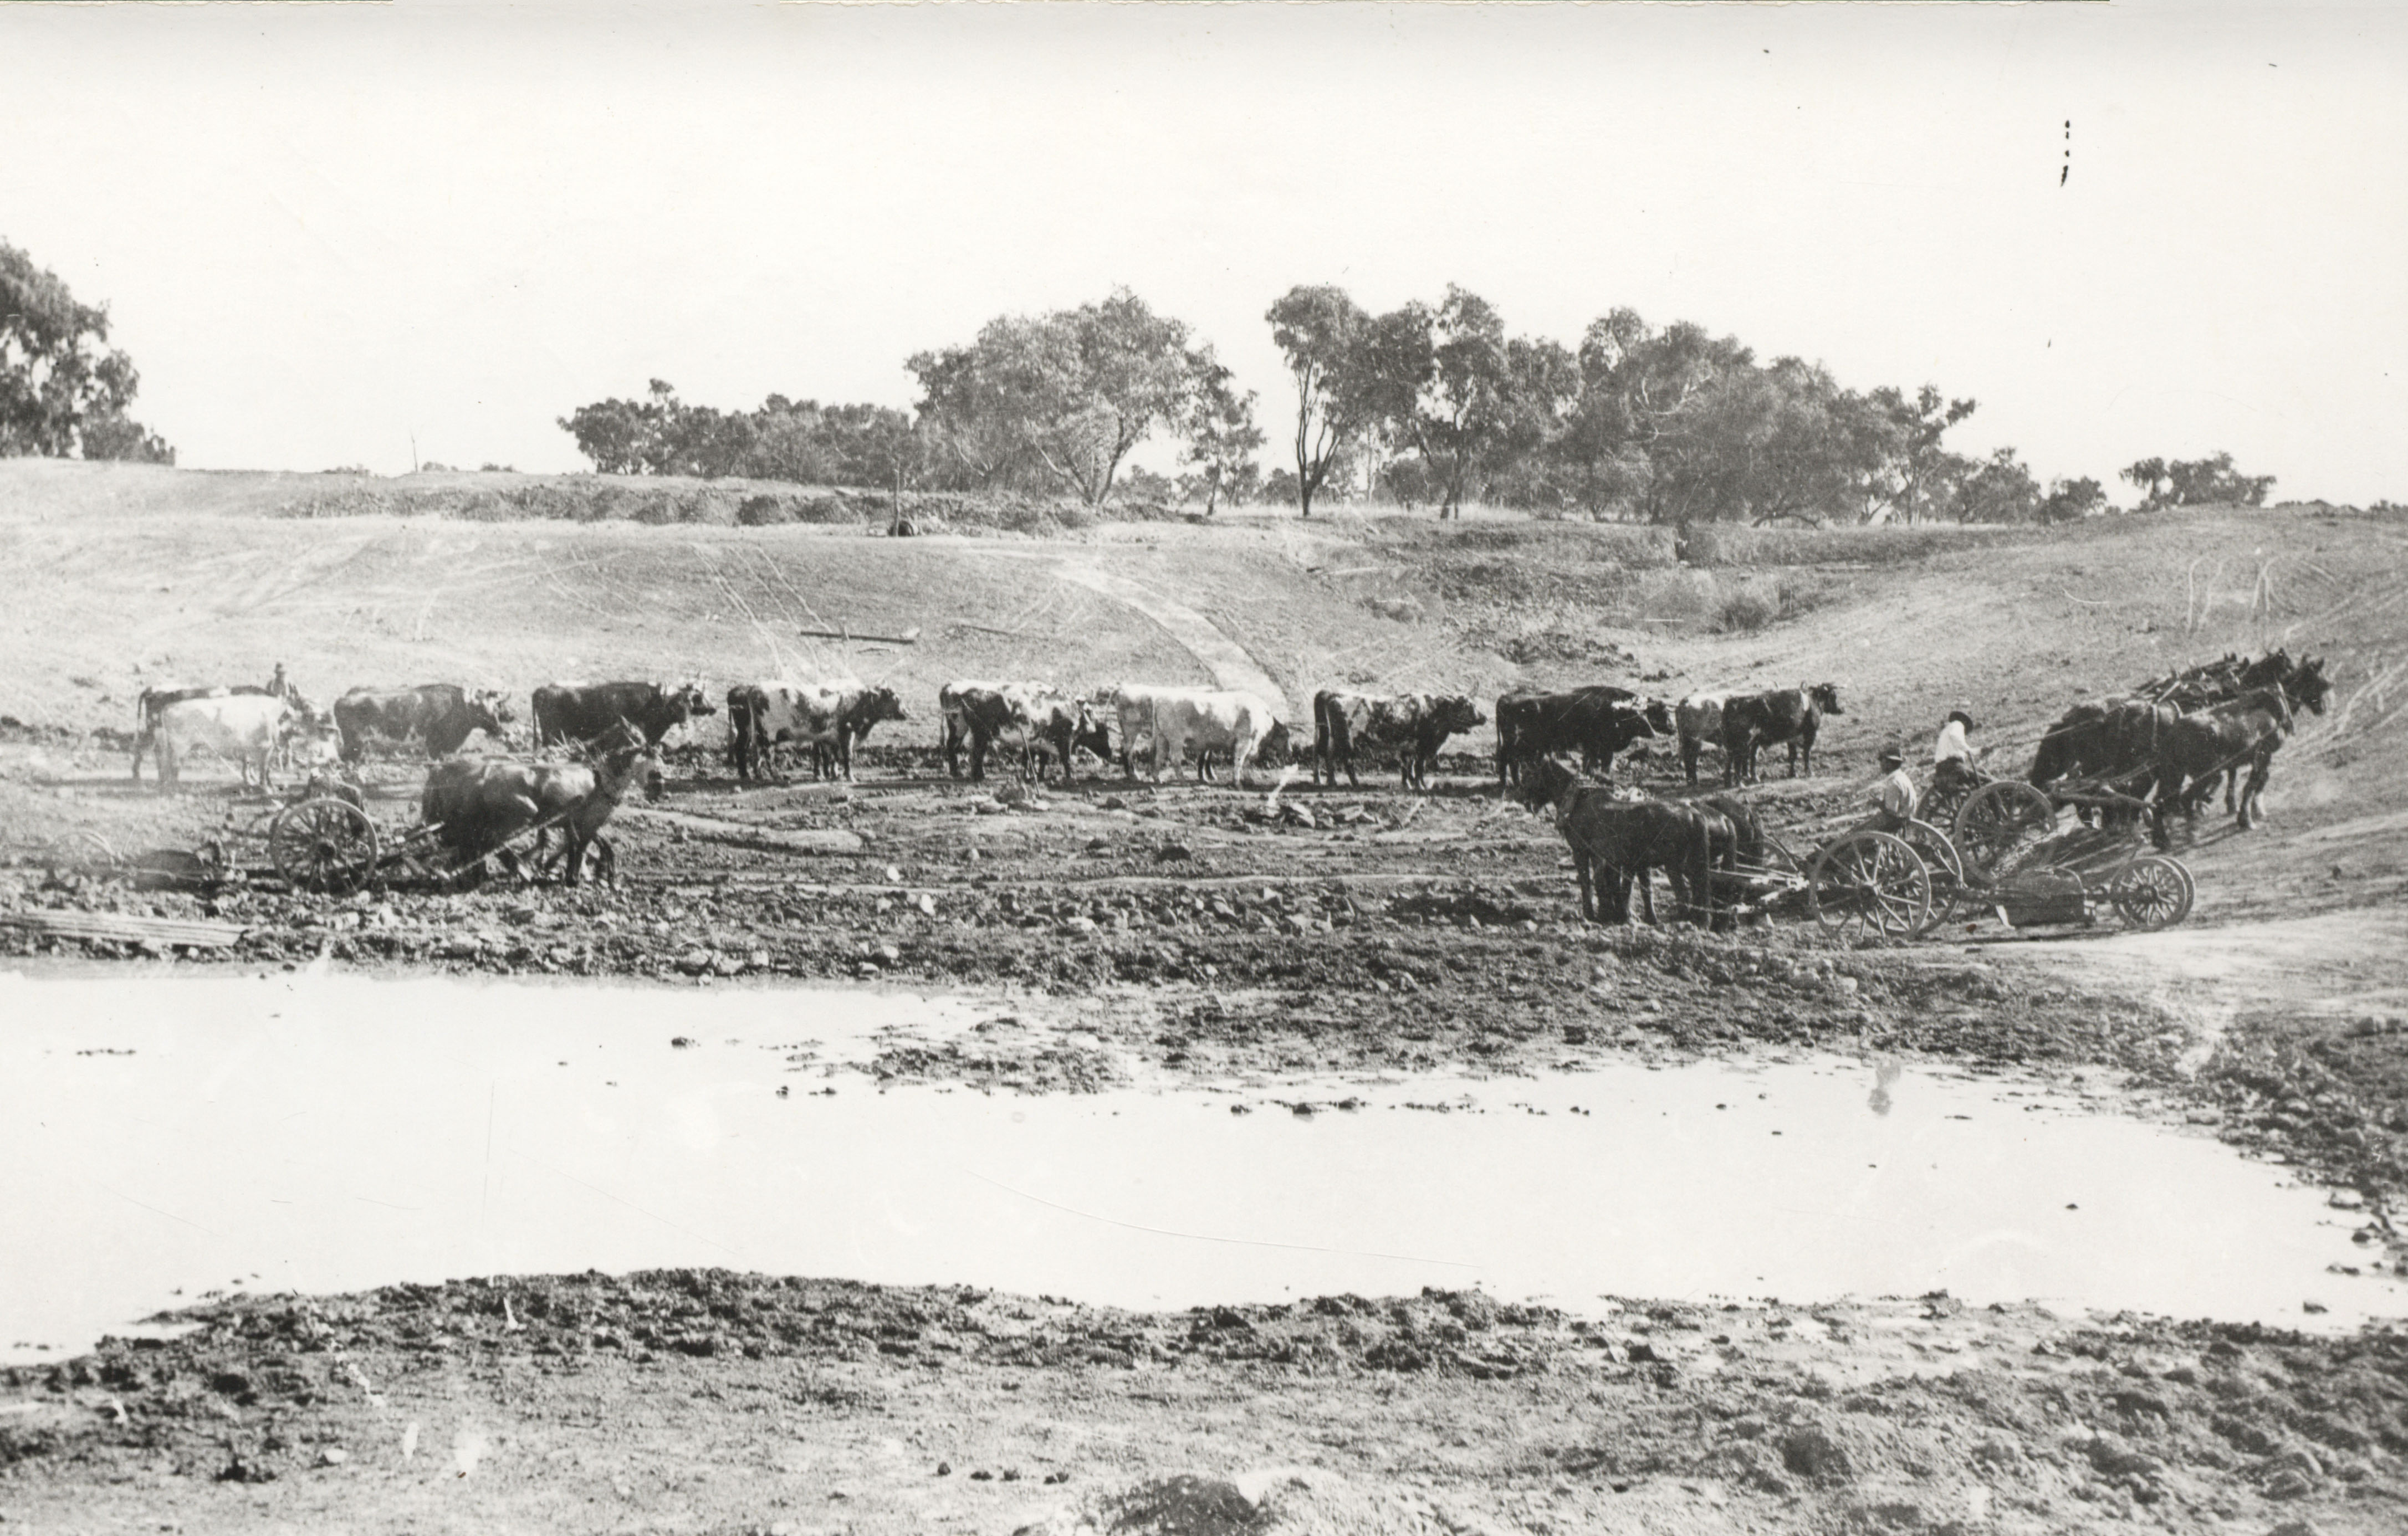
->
(1684, 522), (2035, 568)
(736, 494), (794, 526)
(1715, 587), (1777, 633)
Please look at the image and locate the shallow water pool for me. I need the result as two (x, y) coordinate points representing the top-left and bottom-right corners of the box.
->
(1, 968), (2395, 1363)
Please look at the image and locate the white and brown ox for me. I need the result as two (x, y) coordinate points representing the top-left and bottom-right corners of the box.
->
(1673, 690), (1739, 787)
(146, 694), (338, 792)
(725, 678), (908, 782)
(1311, 690), (1485, 791)
(939, 682), (1110, 783)
(419, 722), (660, 885)
(1124, 687), (1290, 787)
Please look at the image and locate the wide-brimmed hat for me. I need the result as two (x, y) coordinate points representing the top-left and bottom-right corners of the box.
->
(1947, 709), (1975, 729)
(1878, 744), (1905, 766)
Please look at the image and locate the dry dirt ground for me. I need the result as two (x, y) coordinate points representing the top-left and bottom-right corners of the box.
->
(2, 462), (2405, 1532)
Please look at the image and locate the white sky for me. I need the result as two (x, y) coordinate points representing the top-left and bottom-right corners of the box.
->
(1, 1), (2401, 503)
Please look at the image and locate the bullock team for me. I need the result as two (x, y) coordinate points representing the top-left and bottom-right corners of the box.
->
(121, 653), (2324, 912)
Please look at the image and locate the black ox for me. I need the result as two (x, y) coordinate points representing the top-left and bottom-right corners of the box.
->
(1494, 687), (1674, 787)
(332, 684), (514, 762)
(1719, 683), (1843, 784)
(533, 681), (715, 752)
(421, 721), (659, 886)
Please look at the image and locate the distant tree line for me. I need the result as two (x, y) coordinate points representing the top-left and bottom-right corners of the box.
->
(1264, 281), (2138, 525)
(558, 280), (2282, 526)
(0, 238), (173, 464)
(559, 290), (1262, 514)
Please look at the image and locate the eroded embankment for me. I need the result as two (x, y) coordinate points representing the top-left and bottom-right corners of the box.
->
(2, 1271), (2404, 1535)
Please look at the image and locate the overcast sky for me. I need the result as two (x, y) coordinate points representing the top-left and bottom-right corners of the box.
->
(2, 1), (2401, 503)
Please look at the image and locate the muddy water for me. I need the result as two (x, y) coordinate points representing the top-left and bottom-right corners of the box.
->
(1, 969), (2396, 1363)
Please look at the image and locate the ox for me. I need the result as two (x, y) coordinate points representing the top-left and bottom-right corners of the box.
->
(1674, 690), (1736, 787)
(1312, 690), (1485, 791)
(421, 721), (659, 887)
(1719, 683), (1844, 785)
(131, 673), (329, 783)
(726, 680), (906, 782)
(937, 679), (1008, 779)
(939, 683), (1108, 784)
(1495, 687), (1674, 787)
(333, 685), (513, 762)
(532, 680), (714, 752)
(1515, 756), (1717, 928)
(1106, 683), (1184, 780)
(1132, 688), (1289, 787)
(147, 694), (333, 792)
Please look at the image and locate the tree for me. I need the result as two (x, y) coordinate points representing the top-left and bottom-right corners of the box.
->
(2124, 452), (2275, 510)
(559, 385), (923, 486)
(1945, 446), (2042, 524)
(1552, 310), (1755, 521)
(908, 289), (1224, 508)
(1, 239), (173, 463)
(1178, 359), (1262, 516)
(1265, 284), (1376, 519)
(2038, 475), (2107, 524)
(1862, 385), (1977, 524)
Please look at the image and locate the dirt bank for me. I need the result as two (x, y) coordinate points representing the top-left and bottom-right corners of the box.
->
(3, 1269), (2403, 1534)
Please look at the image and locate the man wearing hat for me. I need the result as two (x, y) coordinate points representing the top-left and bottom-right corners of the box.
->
(1931, 709), (1980, 801)
(1870, 742), (1919, 833)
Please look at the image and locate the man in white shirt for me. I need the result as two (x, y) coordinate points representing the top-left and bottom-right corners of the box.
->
(1931, 709), (1979, 799)
(1872, 744), (1918, 832)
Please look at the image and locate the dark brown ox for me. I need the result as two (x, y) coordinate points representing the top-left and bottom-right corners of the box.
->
(1516, 756), (1717, 929)
(1719, 683), (1844, 785)
(333, 685), (514, 762)
(532, 680), (714, 751)
(1494, 687), (1674, 787)
(420, 722), (659, 885)
(1312, 690), (1485, 790)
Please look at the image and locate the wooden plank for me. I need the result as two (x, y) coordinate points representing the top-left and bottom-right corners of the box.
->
(2, 909), (248, 949)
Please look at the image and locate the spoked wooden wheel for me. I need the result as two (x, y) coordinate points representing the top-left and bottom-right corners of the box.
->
(1897, 819), (1970, 933)
(51, 829), (118, 872)
(269, 796), (380, 894)
(1807, 830), (1932, 943)
(1951, 781), (2058, 879)
(2112, 854), (2195, 931)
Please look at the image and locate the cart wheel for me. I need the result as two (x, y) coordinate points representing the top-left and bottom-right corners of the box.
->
(1892, 821), (1970, 934)
(1952, 781), (2057, 878)
(269, 796), (380, 894)
(55, 829), (119, 872)
(1808, 830), (1932, 943)
(2113, 854), (2195, 931)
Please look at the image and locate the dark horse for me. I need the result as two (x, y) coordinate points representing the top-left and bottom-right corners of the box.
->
(1517, 756), (1719, 929)
(2147, 659), (2330, 846)
(2034, 652), (2328, 830)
